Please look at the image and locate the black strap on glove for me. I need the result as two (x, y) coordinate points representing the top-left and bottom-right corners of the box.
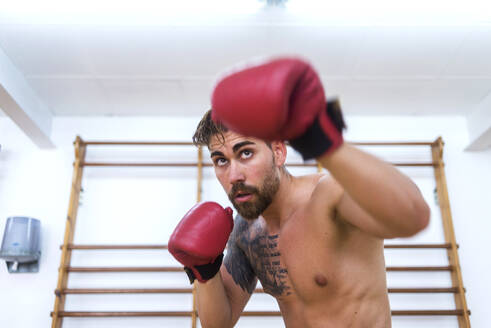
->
(184, 253), (224, 284)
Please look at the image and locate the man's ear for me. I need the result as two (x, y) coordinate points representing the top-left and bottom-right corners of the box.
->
(271, 141), (287, 167)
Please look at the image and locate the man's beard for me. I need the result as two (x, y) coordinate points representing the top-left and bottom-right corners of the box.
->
(228, 162), (280, 220)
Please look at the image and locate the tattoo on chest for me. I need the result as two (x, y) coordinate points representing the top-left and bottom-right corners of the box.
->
(224, 216), (291, 297)
(247, 233), (292, 296)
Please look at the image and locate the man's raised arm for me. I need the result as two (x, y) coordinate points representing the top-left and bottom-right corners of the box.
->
(317, 145), (430, 238)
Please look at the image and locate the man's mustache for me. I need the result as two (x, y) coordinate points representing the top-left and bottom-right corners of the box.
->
(229, 182), (259, 199)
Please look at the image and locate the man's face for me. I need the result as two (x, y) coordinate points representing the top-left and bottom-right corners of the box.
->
(209, 131), (280, 220)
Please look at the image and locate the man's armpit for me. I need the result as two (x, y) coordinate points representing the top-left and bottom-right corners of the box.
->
(224, 220), (256, 294)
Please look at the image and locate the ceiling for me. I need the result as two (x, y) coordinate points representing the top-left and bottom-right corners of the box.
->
(0, 2), (491, 117)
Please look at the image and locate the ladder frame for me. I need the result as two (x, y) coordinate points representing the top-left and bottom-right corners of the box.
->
(50, 136), (471, 327)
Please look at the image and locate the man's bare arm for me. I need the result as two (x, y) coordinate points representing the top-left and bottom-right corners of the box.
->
(317, 143), (430, 238)
(196, 273), (234, 328)
(196, 217), (257, 328)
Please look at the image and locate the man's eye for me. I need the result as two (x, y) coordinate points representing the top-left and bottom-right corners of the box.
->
(241, 150), (253, 159)
(216, 158), (228, 166)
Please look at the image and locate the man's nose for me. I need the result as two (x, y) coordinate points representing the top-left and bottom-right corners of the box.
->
(228, 160), (245, 184)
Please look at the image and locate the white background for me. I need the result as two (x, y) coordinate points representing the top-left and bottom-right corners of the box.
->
(0, 114), (490, 327)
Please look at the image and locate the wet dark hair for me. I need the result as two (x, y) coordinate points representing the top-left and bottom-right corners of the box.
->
(192, 109), (229, 147)
(192, 110), (273, 150)
(194, 99), (346, 148)
(193, 110), (288, 176)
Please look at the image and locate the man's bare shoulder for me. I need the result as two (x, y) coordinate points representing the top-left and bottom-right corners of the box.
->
(307, 173), (344, 208)
(297, 172), (363, 237)
(228, 214), (264, 248)
(309, 174), (378, 237)
(224, 215), (258, 293)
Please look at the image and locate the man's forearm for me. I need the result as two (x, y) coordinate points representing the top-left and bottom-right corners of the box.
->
(196, 272), (233, 328)
(318, 143), (430, 235)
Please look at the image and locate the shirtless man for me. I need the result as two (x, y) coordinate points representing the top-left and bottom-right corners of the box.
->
(168, 58), (430, 328)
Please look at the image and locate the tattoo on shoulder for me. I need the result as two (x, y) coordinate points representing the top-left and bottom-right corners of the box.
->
(224, 216), (257, 294)
(225, 215), (291, 297)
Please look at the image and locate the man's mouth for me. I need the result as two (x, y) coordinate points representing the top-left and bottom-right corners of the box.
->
(235, 191), (253, 202)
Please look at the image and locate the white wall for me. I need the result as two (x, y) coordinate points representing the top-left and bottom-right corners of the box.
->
(346, 116), (491, 328)
(0, 115), (490, 328)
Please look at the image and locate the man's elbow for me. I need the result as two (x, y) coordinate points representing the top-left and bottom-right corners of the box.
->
(399, 198), (431, 237)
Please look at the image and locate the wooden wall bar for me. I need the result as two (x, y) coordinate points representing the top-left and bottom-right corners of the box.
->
(50, 136), (471, 327)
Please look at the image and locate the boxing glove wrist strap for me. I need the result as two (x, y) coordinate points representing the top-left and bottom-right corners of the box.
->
(289, 100), (346, 160)
(184, 253), (224, 284)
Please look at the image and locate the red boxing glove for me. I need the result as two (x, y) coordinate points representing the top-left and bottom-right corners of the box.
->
(168, 202), (234, 283)
(211, 57), (346, 160)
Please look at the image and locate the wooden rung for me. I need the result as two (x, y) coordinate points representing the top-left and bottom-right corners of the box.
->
(51, 311), (193, 317)
(388, 288), (459, 293)
(350, 142), (435, 146)
(62, 243), (453, 250)
(252, 287), (460, 294)
(58, 288), (193, 295)
(80, 162), (318, 167)
(384, 243), (453, 249)
(66, 266), (183, 272)
(61, 244), (168, 250)
(386, 266), (453, 272)
(391, 310), (470, 316)
(243, 310), (468, 317)
(82, 162), (207, 167)
(58, 287), (459, 295)
(64, 266), (452, 273)
(80, 162), (435, 168)
(83, 141), (435, 147)
(85, 141), (194, 146)
(50, 309), (469, 318)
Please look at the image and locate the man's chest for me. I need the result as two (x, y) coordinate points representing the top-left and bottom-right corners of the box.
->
(241, 233), (293, 297)
(239, 215), (342, 300)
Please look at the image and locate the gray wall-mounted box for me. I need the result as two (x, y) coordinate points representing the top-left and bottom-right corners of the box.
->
(0, 217), (41, 273)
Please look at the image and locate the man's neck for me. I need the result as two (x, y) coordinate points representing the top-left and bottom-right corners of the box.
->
(261, 171), (298, 231)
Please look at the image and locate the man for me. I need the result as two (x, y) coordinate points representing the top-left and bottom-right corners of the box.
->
(169, 58), (430, 328)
